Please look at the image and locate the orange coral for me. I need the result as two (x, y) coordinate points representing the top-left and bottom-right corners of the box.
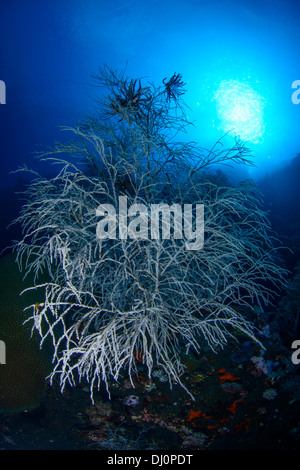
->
(207, 423), (219, 430)
(133, 350), (144, 362)
(218, 368), (240, 384)
(228, 399), (242, 414)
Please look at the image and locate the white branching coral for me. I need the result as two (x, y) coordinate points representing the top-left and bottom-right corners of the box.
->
(13, 66), (287, 401)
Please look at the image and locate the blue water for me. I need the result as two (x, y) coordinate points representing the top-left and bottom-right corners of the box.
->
(0, 0), (300, 252)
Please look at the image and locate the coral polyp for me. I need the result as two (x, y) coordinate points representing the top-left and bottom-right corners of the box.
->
(13, 66), (287, 402)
